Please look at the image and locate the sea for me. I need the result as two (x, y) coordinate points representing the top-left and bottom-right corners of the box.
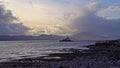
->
(0, 40), (97, 62)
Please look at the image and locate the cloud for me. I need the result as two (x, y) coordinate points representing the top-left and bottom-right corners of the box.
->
(98, 6), (120, 19)
(24, 1), (120, 39)
(61, 2), (120, 39)
(1, 0), (119, 39)
(87, 2), (101, 11)
(0, 4), (29, 35)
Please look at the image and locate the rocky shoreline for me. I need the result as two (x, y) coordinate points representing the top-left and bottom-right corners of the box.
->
(0, 39), (120, 68)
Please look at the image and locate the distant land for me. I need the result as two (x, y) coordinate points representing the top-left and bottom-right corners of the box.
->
(0, 34), (64, 41)
(0, 32), (112, 41)
(71, 32), (109, 40)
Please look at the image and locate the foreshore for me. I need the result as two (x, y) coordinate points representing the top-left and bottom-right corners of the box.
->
(0, 39), (120, 68)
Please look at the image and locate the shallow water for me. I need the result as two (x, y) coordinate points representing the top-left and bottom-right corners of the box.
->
(0, 40), (96, 62)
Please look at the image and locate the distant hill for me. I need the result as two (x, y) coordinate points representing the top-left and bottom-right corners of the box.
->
(0, 34), (64, 41)
(71, 32), (108, 40)
(0, 32), (111, 41)
(38, 34), (64, 40)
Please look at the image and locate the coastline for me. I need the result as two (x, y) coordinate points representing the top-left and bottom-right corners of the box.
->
(0, 40), (120, 68)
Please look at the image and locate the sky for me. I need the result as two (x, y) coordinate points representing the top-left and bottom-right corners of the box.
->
(0, 0), (120, 39)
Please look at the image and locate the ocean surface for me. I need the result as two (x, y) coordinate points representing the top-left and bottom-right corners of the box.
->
(0, 40), (96, 62)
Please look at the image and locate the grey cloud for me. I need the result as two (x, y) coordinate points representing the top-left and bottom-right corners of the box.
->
(98, 6), (120, 19)
(72, 12), (120, 35)
(68, 2), (120, 39)
(0, 4), (29, 35)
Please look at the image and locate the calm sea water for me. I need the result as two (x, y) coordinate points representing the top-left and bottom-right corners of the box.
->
(0, 40), (96, 62)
